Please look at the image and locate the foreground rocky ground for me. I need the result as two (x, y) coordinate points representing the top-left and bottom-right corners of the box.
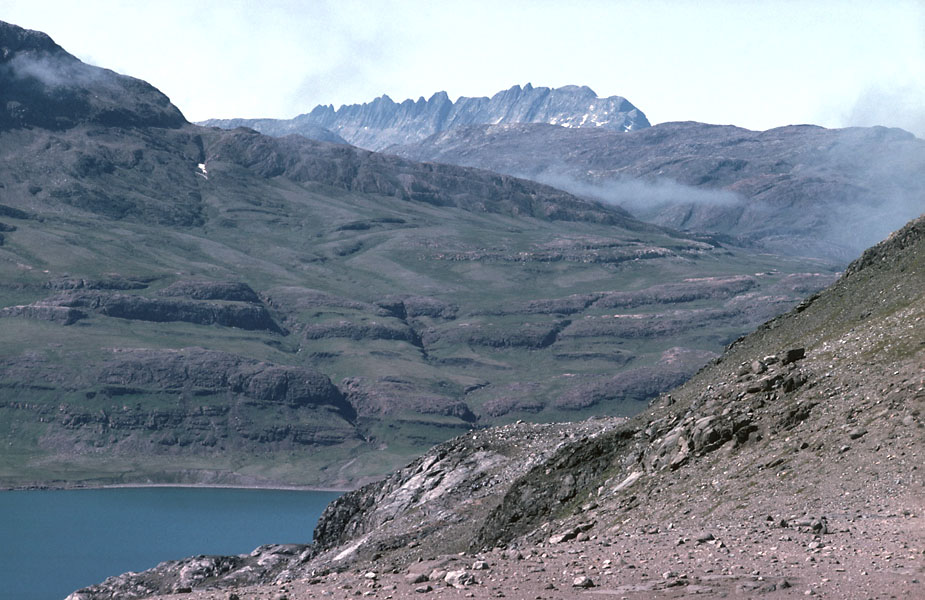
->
(69, 217), (924, 599)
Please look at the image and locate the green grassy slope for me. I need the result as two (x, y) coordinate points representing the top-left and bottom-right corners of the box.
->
(0, 123), (836, 488)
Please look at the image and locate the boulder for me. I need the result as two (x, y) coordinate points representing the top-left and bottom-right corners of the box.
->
(444, 570), (476, 588)
(780, 348), (805, 364)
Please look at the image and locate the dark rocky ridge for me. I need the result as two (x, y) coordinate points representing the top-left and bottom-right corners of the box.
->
(391, 121), (925, 263)
(45, 290), (284, 332)
(0, 21), (186, 130)
(206, 127), (641, 227)
(200, 83), (650, 151)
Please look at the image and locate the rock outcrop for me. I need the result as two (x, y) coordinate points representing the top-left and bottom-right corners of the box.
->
(156, 280), (261, 303)
(2, 347), (359, 458)
(97, 347), (350, 412)
(48, 291), (283, 332)
(0, 302), (86, 324)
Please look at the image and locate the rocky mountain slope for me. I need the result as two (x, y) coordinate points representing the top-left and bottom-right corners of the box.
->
(0, 21), (833, 490)
(0, 23), (184, 131)
(390, 121), (925, 264)
(73, 214), (924, 599)
(199, 83), (650, 151)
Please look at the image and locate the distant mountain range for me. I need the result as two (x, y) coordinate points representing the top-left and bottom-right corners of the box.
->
(199, 83), (650, 150)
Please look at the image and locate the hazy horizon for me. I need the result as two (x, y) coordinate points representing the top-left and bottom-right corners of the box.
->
(4, 0), (924, 137)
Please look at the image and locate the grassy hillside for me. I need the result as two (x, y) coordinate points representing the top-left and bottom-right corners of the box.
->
(0, 20), (837, 488)
(0, 123), (835, 488)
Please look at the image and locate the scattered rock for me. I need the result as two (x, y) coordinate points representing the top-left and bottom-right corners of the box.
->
(695, 532), (715, 544)
(780, 348), (805, 364)
(444, 570), (476, 588)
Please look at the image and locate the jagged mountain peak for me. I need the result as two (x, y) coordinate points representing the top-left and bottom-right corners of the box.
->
(0, 19), (186, 131)
(200, 83), (650, 150)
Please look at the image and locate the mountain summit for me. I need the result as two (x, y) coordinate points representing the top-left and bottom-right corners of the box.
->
(200, 83), (650, 150)
(0, 20), (186, 130)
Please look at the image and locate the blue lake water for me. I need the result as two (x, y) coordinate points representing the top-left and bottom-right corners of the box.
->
(0, 487), (341, 600)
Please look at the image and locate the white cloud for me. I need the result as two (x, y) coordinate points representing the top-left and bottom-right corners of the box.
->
(842, 85), (925, 139)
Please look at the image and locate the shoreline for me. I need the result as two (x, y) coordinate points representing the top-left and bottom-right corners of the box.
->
(101, 482), (351, 492)
(2, 482), (353, 493)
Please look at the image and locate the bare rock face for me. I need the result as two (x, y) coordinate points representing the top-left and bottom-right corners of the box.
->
(302, 319), (419, 344)
(376, 295), (458, 320)
(97, 348), (350, 413)
(0, 302), (86, 325)
(310, 420), (624, 556)
(49, 291), (283, 332)
(200, 83), (650, 151)
(0, 202), (32, 219)
(421, 320), (568, 349)
(341, 376), (476, 422)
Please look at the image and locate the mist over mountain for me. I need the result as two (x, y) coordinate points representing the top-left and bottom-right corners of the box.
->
(391, 121), (925, 263)
(199, 84), (650, 151)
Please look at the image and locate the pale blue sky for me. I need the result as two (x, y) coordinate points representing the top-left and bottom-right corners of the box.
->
(5, 0), (924, 136)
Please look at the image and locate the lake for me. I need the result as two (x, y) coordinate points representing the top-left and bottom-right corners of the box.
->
(0, 487), (341, 600)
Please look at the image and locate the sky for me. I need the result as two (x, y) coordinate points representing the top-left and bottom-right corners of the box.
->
(4, 0), (924, 136)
